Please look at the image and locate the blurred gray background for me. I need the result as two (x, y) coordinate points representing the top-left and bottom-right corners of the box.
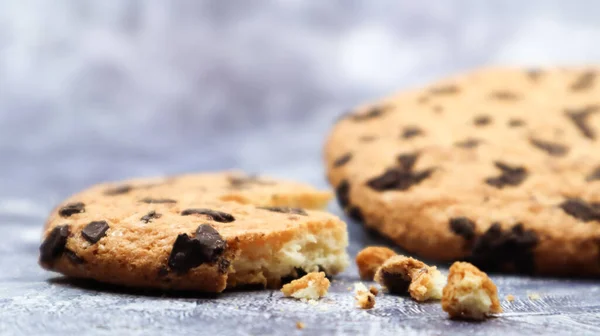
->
(2, 1), (600, 335)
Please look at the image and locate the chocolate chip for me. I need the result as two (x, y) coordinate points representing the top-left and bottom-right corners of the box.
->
(39, 225), (70, 265)
(141, 211), (162, 223)
(474, 115), (492, 126)
(64, 249), (85, 265)
(490, 91), (520, 100)
(397, 153), (419, 171)
(218, 258), (231, 274)
(367, 166), (434, 192)
(559, 198), (600, 222)
(529, 138), (569, 157)
(359, 135), (377, 142)
(565, 106), (598, 140)
(334, 153), (353, 167)
(81, 221), (109, 244)
(351, 107), (387, 122)
(570, 71), (596, 91)
(167, 224), (226, 273)
(139, 198), (177, 204)
(104, 185), (133, 196)
(508, 118), (525, 127)
(402, 126), (424, 139)
(258, 206), (308, 216)
(455, 138), (481, 149)
(347, 206), (364, 222)
(378, 269), (410, 295)
(58, 202), (85, 218)
(430, 85), (459, 95)
(181, 209), (235, 223)
(449, 217), (476, 240)
(469, 223), (538, 274)
(586, 167), (600, 182)
(335, 180), (351, 209)
(485, 162), (528, 188)
(526, 69), (543, 81)
(229, 175), (275, 188)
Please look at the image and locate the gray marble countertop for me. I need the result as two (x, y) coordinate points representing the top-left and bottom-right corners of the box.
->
(2, 1), (600, 335)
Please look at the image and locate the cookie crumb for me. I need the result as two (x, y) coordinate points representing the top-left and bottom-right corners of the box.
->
(369, 285), (379, 296)
(505, 294), (515, 302)
(356, 246), (396, 280)
(442, 262), (502, 320)
(528, 293), (541, 300)
(374, 255), (445, 301)
(281, 272), (330, 300)
(354, 283), (376, 309)
(296, 322), (305, 329)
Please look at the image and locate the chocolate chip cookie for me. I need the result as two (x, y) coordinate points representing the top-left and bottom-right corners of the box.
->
(325, 67), (600, 276)
(40, 171), (349, 292)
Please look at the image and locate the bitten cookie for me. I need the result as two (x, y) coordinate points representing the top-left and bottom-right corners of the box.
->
(325, 67), (600, 276)
(39, 171), (349, 292)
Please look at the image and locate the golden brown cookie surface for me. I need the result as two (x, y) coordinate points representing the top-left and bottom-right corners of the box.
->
(325, 67), (600, 276)
(40, 171), (348, 292)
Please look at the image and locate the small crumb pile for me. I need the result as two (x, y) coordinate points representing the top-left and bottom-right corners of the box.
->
(356, 246), (397, 280)
(354, 283), (376, 309)
(374, 255), (445, 301)
(281, 272), (330, 300)
(442, 262), (502, 320)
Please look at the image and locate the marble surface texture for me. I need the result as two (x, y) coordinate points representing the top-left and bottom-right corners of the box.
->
(1, 1), (600, 335)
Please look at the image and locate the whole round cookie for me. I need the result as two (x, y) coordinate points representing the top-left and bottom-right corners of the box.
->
(40, 171), (349, 292)
(325, 67), (600, 277)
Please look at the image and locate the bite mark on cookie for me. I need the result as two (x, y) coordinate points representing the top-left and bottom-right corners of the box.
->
(485, 162), (528, 188)
(469, 223), (538, 273)
(140, 211), (162, 223)
(570, 71), (596, 91)
(565, 106), (598, 140)
(367, 153), (434, 192)
(529, 138), (569, 157)
(39, 224), (70, 266)
(82, 221), (110, 244)
(449, 217), (476, 240)
(333, 153), (353, 167)
(168, 224), (226, 274)
(181, 209), (236, 223)
(258, 206), (308, 216)
(559, 198), (600, 222)
(59, 202), (85, 218)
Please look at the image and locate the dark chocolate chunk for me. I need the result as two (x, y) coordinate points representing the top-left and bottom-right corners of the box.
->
(258, 206), (308, 216)
(58, 202), (85, 218)
(402, 126), (424, 139)
(64, 249), (85, 265)
(167, 224), (226, 273)
(378, 269), (411, 295)
(181, 208), (235, 223)
(367, 167), (434, 192)
(529, 138), (569, 157)
(559, 198), (600, 222)
(473, 115), (492, 126)
(104, 185), (133, 196)
(139, 198), (177, 204)
(570, 71), (596, 91)
(359, 135), (377, 142)
(586, 167), (600, 182)
(81, 221), (110, 244)
(39, 225), (70, 265)
(449, 217), (476, 240)
(333, 153), (353, 167)
(485, 162), (528, 188)
(347, 206), (364, 222)
(351, 106), (387, 122)
(526, 68), (543, 81)
(490, 91), (520, 100)
(430, 85), (459, 95)
(141, 211), (162, 223)
(397, 153), (419, 171)
(335, 180), (351, 209)
(565, 106), (598, 140)
(455, 138), (481, 149)
(469, 223), (538, 274)
(508, 118), (525, 127)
